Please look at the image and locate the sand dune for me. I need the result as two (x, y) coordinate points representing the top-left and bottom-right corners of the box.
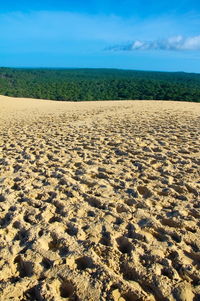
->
(0, 95), (200, 301)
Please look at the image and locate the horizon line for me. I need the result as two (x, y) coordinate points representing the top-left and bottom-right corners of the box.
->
(0, 66), (199, 74)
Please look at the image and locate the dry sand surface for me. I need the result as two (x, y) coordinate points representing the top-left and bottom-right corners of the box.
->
(0, 95), (200, 301)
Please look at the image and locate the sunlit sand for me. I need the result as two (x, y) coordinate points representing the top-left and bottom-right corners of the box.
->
(0, 95), (200, 300)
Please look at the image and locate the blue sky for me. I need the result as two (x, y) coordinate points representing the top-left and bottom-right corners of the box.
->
(1, 0), (200, 72)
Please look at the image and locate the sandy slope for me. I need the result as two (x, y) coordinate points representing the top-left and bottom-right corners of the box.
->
(0, 95), (200, 301)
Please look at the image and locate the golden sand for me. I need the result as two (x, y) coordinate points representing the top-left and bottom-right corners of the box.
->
(0, 95), (200, 300)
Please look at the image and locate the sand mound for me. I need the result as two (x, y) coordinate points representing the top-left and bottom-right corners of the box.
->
(0, 96), (200, 300)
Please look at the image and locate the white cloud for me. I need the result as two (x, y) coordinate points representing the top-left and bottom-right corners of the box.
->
(0, 10), (200, 55)
(107, 35), (200, 51)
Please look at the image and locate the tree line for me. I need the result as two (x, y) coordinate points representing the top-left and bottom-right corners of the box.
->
(0, 67), (200, 102)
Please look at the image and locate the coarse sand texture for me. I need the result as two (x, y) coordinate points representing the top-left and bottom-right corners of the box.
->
(0, 95), (200, 300)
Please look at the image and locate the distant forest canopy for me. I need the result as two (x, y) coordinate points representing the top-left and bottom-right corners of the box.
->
(0, 67), (200, 102)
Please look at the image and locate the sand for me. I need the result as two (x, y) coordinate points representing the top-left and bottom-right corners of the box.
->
(0, 95), (200, 301)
